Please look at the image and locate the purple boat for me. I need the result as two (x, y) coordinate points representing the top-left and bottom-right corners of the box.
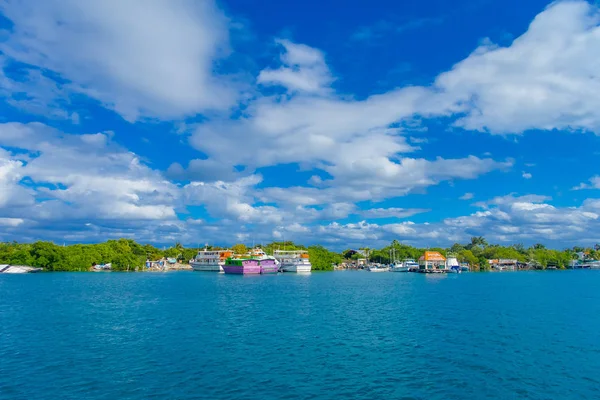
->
(259, 259), (279, 274)
(222, 258), (261, 274)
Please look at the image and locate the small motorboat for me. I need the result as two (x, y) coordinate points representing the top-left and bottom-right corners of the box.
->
(366, 264), (390, 272)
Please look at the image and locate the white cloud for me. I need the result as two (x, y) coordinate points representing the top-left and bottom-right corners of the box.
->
(361, 208), (429, 219)
(185, 39), (512, 205)
(460, 192), (474, 200)
(436, 1), (600, 134)
(3, 1), (600, 250)
(0, 123), (178, 224)
(573, 175), (600, 190)
(522, 172), (533, 179)
(0, 0), (236, 121)
(258, 39), (334, 94)
(0, 217), (24, 227)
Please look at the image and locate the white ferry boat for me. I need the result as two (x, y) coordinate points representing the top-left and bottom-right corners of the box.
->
(190, 248), (233, 272)
(273, 250), (311, 273)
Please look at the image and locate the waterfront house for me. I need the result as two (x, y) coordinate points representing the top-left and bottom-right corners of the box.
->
(418, 251), (447, 272)
(488, 259), (518, 271)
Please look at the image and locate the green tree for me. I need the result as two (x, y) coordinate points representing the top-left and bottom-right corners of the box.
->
(308, 245), (342, 271)
(231, 243), (248, 255)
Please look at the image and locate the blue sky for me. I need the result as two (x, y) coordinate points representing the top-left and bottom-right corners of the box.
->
(1, 0), (600, 249)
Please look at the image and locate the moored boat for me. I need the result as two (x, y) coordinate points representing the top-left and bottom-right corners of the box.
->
(367, 264), (389, 272)
(446, 255), (461, 274)
(390, 263), (409, 272)
(222, 258), (262, 274)
(0, 265), (42, 274)
(259, 259), (279, 274)
(273, 250), (311, 273)
(190, 248), (233, 272)
(391, 258), (418, 272)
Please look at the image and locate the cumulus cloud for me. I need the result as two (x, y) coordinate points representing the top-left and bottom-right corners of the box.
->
(0, 123), (178, 226)
(573, 176), (600, 190)
(3, 1), (600, 249)
(360, 208), (430, 219)
(436, 1), (600, 134)
(258, 39), (334, 94)
(0, 0), (236, 121)
(522, 172), (533, 179)
(460, 192), (474, 200)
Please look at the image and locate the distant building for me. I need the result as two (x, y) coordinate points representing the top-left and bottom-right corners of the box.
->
(488, 259), (518, 271)
(418, 251), (447, 272)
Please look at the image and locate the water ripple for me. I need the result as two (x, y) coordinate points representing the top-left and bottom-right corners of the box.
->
(2, 271), (600, 399)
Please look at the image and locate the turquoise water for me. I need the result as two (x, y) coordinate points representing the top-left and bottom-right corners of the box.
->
(1, 271), (600, 399)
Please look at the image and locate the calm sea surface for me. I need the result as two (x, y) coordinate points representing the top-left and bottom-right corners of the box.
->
(1, 270), (600, 399)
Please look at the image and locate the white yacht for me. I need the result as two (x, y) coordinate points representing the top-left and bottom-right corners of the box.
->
(190, 248), (233, 272)
(391, 258), (418, 272)
(446, 255), (461, 273)
(0, 265), (42, 274)
(250, 248), (281, 267)
(367, 264), (390, 272)
(273, 250), (311, 273)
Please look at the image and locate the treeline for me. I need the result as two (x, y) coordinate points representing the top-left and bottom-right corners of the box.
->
(348, 237), (599, 270)
(0, 239), (197, 272)
(0, 239), (342, 272)
(1, 237), (596, 272)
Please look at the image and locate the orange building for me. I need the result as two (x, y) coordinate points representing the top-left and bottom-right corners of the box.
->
(418, 251), (447, 272)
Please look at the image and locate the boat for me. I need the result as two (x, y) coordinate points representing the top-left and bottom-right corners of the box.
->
(221, 257), (277, 274)
(273, 250), (311, 273)
(0, 265), (42, 274)
(249, 248), (280, 266)
(259, 259), (279, 274)
(367, 264), (389, 272)
(92, 263), (112, 271)
(460, 263), (470, 272)
(391, 258), (418, 272)
(222, 257), (262, 274)
(390, 263), (409, 272)
(190, 248), (233, 272)
(446, 255), (461, 274)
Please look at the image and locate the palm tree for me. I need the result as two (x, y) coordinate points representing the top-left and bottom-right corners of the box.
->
(469, 236), (488, 249)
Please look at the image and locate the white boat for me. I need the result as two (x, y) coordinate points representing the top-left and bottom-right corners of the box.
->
(391, 259), (418, 272)
(92, 263), (112, 271)
(390, 263), (409, 272)
(273, 250), (311, 273)
(367, 264), (389, 272)
(190, 248), (232, 272)
(249, 248), (280, 267)
(447, 255), (461, 273)
(0, 264), (42, 274)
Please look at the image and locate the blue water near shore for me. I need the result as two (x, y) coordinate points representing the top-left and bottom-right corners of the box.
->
(2, 270), (600, 399)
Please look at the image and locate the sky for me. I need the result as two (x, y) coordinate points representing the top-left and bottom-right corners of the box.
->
(1, 0), (600, 250)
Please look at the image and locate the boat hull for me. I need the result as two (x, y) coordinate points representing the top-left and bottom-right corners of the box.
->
(222, 264), (261, 274)
(0, 265), (42, 274)
(191, 262), (223, 272)
(259, 260), (279, 274)
(367, 267), (390, 272)
(280, 263), (312, 273)
(391, 266), (409, 272)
